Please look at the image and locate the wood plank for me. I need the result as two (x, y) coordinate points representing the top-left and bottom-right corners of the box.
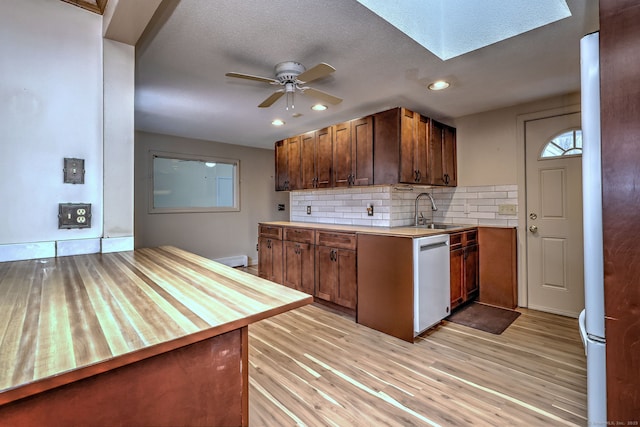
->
(0, 329), (246, 427)
(248, 303), (587, 426)
(600, 0), (640, 420)
(478, 226), (518, 309)
(0, 246), (311, 405)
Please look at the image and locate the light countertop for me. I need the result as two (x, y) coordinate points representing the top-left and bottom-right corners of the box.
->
(260, 221), (481, 237)
(0, 246), (312, 404)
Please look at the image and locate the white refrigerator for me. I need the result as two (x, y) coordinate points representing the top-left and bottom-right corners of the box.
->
(578, 31), (607, 424)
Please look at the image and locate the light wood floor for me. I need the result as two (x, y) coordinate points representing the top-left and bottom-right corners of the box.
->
(246, 289), (586, 426)
(239, 266), (586, 426)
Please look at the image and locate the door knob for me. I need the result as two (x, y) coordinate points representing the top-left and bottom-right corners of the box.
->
(529, 225), (538, 233)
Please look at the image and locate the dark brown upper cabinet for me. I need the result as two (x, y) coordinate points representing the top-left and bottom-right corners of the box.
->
(333, 116), (373, 188)
(374, 107), (457, 187)
(275, 107), (455, 191)
(428, 120), (457, 186)
(275, 135), (302, 191)
(301, 127), (333, 189)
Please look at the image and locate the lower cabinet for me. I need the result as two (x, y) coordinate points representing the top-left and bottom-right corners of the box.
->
(315, 245), (357, 310)
(258, 225), (283, 283)
(258, 224), (357, 311)
(315, 231), (357, 310)
(449, 229), (479, 310)
(478, 227), (517, 309)
(283, 227), (315, 295)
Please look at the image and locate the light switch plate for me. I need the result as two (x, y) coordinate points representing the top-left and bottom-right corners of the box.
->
(498, 204), (517, 215)
(59, 203), (92, 229)
(63, 158), (85, 184)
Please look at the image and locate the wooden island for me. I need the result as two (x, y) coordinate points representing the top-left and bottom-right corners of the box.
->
(0, 246), (312, 426)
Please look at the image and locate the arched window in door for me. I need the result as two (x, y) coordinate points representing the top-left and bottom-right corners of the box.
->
(540, 129), (582, 159)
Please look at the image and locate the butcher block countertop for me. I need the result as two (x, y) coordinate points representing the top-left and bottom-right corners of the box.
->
(0, 246), (312, 405)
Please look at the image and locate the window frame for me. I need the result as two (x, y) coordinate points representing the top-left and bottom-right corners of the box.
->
(539, 128), (583, 160)
(148, 150), (241, 214)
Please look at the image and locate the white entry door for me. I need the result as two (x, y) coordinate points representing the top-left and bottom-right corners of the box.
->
(525, 112), (584, 317)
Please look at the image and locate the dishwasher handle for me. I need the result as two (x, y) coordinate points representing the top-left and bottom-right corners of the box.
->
(419, 241), (449, 252)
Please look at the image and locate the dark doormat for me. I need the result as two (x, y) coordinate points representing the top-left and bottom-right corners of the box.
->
(447, 302), (521, 334)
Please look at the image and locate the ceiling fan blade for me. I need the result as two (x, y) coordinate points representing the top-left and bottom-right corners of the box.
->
(258, 90), (285, 108)
(303, 87), (343, 105)
(225, 72), (278, 84)
(297, 63), (335, 84)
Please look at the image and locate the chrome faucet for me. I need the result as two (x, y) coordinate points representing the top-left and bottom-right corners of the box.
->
(415, 192), (438, 226)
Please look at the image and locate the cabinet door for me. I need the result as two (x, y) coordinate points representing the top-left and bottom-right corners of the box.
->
(270, 239), (283, 283)
(258, 237), (283, 283)
(450, 247), (464, 309)
(464, 244), (479, 298)
(351, 116), (373, 186)
(316, 127), (333, 188)
(333, 121), (352, 187)
(335, 249), (357, 309)
(415, 115), (430, 184)
(442, 124), (457, 186)
(286, 136), (302, 190)
(315, 246), (338, 301)
(283, 241), (314, 294)
(429, 120), (445, 186)
(429, 120), (457, 187)
(399, 108), (417, 183)
(275, 140), (288, 191)
(301, 131), (316, 189)
(258, 237), (273, 280)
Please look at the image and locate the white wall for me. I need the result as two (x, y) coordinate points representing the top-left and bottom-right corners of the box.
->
(135, 131), (289, 264)
(455, 92), (581, 186)
(0, 0), (139, 261)
(0, 0), (103, 259)
(103, 39), (135, 250)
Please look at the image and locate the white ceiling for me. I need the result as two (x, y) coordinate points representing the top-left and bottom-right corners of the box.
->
(134, 0), (599, 150)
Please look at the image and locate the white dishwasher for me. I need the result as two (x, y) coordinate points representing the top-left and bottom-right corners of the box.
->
(413, 233), (451, 336)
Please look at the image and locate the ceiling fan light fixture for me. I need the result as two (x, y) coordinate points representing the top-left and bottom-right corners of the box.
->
(311, 104), (328, 111)
(428, 80), (450, 91)
(271, 119), (285, 126)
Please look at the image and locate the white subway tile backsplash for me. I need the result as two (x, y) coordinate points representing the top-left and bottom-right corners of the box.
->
(289, 184), (519, 227)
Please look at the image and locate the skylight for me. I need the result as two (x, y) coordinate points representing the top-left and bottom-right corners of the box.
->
(356, 0), (572, 60)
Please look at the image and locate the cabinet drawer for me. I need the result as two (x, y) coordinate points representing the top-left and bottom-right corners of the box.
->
(259, 224), (283, 240)
(449, 232), (463, 249)
(450, 229), (477, 248)
(463, 230), (478, 245)
(316, 231), (357, 250)
(284, 227), (315, 244)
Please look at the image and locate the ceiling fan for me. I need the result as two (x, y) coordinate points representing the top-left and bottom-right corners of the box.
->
(225, 61), (343, 109)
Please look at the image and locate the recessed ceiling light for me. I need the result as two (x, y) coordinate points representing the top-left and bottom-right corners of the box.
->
(428, 80), (450, 91)
(311, 104), (328, 111)
(205, 162), (216, 168)
(272, 119), (285, 126)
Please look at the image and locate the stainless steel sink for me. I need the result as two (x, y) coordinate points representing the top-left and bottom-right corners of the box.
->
(412, 223), (461, 230)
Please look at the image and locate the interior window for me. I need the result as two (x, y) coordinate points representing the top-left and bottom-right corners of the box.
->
(150, 151), (240, 213)
(540, 129), (582, 159)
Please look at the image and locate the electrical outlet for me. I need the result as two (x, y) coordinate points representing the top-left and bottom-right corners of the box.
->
(277, 203), (285, 211)
(367, 204), (374, 216)
(498, 204), (517, 215)
(306, 206), (311, 215)
(58, 203), (92, 229)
